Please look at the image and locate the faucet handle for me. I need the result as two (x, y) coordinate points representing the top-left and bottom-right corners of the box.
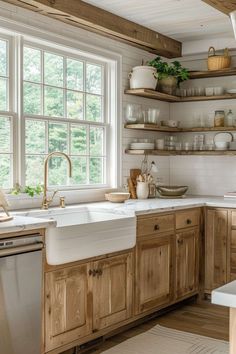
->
(59, 196), (66, 208)
(50, 190), (58, 203)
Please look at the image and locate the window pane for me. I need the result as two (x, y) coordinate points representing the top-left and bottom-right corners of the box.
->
(86, 63), (102, 94)
(0, 40), (7, 77)
(86, 94), (102, 122)
(71, 157), (87, 184)
(0, 78), (7, 111)
(0, 117), (10, 153)
(0, 155), (11, 188)
(67, 58), (83, 91)
(90, 127), (103, 156)
(25, 155), (44, 186)
(44, 52), (63, 87)
(71, 124), (87, 155)
(44, 86), (64, 117)
(48, 157), (68, 186)
(89, 157), (103, 184)
(67, 91), (83, 119)
(24, 82), (41, 115)
(25, 120), (46, 154)
(49, 122), (67, 153)
(24, 47), (41, 83)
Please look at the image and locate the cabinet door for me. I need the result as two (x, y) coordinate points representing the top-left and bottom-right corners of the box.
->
(205, 209), (228, 292)
(45, 263), (92, 352)
(135, 233), (174, 314)
(92, 252), (133, 331)
(176, 228), (199, 298)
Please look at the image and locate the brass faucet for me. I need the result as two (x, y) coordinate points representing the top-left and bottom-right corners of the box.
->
(42, 152), (72, 210)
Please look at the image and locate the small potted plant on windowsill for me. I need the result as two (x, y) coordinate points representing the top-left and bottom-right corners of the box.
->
(147, 56), (189, 95)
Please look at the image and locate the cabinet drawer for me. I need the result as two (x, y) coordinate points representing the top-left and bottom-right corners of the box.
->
(137, 214), (174, 237)
(176, 209), (200, 230)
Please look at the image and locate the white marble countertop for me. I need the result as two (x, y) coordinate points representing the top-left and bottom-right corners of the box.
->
(2, 195), (236, 235)
(86, 195), (236, 215)
(212, 281), (236, 308)
(0, 215), (56, 235)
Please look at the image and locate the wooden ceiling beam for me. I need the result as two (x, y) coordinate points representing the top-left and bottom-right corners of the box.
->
(3, 0), (182, 58)
(202, 0), (236, 15)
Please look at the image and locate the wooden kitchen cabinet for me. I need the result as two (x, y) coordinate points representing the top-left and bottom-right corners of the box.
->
(135, 232), (174, 314)
(45, 263), (92, 352)
(176, 228), (199, 298)
(44, 251), (133, 352)
(92, 252), (133, 331)
(205, 209), (228, 292)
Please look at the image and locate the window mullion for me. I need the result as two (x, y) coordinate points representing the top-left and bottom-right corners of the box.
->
(86, 125), (90, 185)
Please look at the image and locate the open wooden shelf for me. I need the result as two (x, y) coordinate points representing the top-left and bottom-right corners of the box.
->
(125, 149), (236, 156)
(125, 123), (236, 133)
(124, 89), (236, 102)
(125, 89), (179, 102)
(181, 94), (236, 102)
(189, 68), (236, 79)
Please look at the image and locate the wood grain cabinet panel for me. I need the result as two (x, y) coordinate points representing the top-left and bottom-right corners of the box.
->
(176, 228), (199, 299)
(137, 214), (175, 237)
(205, 209), (228, 292)
(92, 253), (133, 331)
(135, 233), (174, 314)
(45, 263), (92, 352)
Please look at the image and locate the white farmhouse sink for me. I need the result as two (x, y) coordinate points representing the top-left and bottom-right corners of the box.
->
(24, 206), (136, 265)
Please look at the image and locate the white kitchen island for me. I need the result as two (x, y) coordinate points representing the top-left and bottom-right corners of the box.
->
(212, 281), (236, 354)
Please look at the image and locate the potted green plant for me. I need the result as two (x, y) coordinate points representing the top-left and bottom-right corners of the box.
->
(147, 56), (189, 95)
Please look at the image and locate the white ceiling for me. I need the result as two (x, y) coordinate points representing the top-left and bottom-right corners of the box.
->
(82, 0), (233, 42)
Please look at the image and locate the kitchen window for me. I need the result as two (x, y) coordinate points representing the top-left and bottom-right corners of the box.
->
(0, 36), (14, 189)
(0, 32), (118, 191)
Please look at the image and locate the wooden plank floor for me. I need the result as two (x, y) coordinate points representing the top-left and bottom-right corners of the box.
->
(63, 302), (229, 354)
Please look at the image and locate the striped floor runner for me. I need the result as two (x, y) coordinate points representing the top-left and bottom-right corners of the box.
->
(102, 325), (229, 354)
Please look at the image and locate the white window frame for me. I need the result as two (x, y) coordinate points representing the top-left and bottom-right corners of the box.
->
(0, 26), (121, 193)
(0, 33), (18, 189)
(20, 39), (110, 189)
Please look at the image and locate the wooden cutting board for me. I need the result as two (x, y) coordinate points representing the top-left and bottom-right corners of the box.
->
(128, 169), (141, 199)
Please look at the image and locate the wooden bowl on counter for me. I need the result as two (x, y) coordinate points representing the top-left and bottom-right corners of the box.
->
(156, 185), (188, 197)
(105, 192), (130, 203)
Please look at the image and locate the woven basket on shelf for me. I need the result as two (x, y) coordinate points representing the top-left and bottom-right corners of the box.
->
(207, 46), (231, 71)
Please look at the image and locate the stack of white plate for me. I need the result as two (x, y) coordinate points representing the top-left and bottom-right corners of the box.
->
(227, 89), (236, 94)
(214, 132), (233, 150)
(130, 142), (155, 150)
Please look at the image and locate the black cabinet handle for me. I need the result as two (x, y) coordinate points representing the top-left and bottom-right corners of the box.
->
(88, 269), (96, 277)
(154, 224), (160, 231)
(186, 219), (192, 225)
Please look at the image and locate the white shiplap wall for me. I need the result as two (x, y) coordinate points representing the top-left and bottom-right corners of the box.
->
(169, 54), (236, 196)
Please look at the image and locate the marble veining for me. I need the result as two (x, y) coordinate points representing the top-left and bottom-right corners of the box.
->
(2, 195), (236, 235)
(0, 215), (56, 235)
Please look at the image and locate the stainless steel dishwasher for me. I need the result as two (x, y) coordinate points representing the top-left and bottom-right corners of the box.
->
(0, 233), (44, 354)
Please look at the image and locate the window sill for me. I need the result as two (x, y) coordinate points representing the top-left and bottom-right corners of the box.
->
(6, 187), (117, 211)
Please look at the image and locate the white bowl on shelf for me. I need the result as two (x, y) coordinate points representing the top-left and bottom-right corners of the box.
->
(214, 141), (229, 150)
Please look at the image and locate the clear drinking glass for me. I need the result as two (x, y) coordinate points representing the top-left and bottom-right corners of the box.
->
(147, 108), (160, 124)
(125, 104), (141, 123)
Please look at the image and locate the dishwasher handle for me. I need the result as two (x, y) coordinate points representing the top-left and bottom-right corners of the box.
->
(0, 242), (43, 257)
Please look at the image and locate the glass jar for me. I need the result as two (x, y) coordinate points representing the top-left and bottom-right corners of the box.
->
(214, 110), (225, 127)
(226, 109), (234, 127)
